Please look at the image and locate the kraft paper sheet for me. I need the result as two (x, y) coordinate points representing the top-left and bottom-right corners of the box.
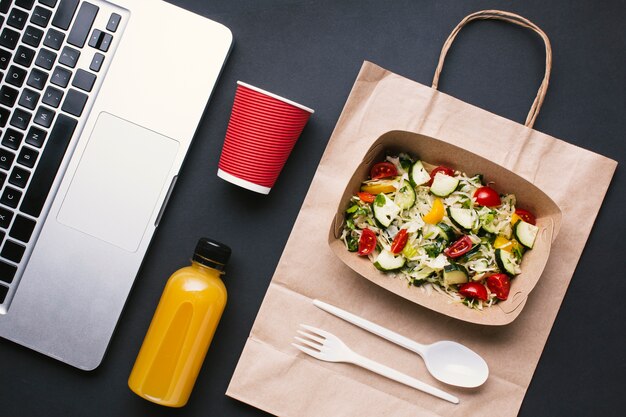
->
(226, 61), (617, 416)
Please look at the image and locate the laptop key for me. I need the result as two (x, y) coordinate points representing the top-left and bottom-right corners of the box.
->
(0, 148), (15, 169)
(67, 2), (98, 48)
(0, 1), (11, 14)
(0, 106), (9, 127)
(39, 0), (58, 7)
(26, 67), (48, 89)
(13, 45), (36, 67)
(0, 171), (6, 187)
(10, 107), (31, 129)
(22, 25), (44, 47)
(88, 29), (102, 48)
(42, 85), (63, 108)
(0, 283), (8, 303)
(17, 145), (38, 167)
(43, 27), (65, 50)
(1, 239), (25, 263)
(6, 64), (26, 87)
(89, 52), (104, 72)
(35, 47), (55, 69)
(9, 165), (30, 188)
(9, 214), (36, 242)
(0, 27), (20, 49)
(50, 65), (71, 87)
(0, 85), (19, 106)
(98, 32), (112, 52)
(0, 206), (13, 228)
(7, 8), (28, 30)
(58, 45), (79, 68)
(106, 13), (121, 32)
(51, 0), (78, 30)
(0, 49), (11, 69)
(33, 106), (54, 127)
(1, 186), (22, 208)
(2, 127), (23, 149)
(18, 88), (40, 110)
(30, 5), (52, 28)
(61, 88), (86, 116)
(25, 125), (46, 147)
(20, 113), (77, 217)
(72, 69), (95, 92)
(16, 0), (36, 10)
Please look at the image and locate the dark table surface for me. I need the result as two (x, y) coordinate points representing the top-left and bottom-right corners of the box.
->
(1, 1), (624, 416)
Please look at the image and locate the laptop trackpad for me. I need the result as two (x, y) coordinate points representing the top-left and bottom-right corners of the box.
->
(57, 112), (179, 252)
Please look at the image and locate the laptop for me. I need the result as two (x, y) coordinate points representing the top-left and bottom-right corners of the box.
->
(0, 0), (232, 370)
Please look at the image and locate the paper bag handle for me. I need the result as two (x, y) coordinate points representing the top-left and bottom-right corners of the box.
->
(432, 10), (552, 129)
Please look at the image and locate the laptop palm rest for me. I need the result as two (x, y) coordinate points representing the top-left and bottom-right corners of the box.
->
(57, 112), (179, 252)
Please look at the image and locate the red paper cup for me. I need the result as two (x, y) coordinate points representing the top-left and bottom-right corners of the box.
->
(217, 81), (314, 194)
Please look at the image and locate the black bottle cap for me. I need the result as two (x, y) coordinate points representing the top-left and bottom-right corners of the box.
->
(192, 238), (231, 272)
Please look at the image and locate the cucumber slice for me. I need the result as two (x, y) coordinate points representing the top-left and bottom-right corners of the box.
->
(447, 207), (477, 231)
(481, 220), (498, 234)
(495, 249), (519, 276)
(409, 160), (430, 186)
(372, 193), (401, 228)
(395, 180), (416, 209)
(374, 249), (406, 271)
(443, 263), (469, 286)
(430, 173), (459, 197)
(436, 222), (456, 241)
(514, 220), (539, 249)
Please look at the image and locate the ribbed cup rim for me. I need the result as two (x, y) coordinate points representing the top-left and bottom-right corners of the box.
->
(237, 81), (315, 114)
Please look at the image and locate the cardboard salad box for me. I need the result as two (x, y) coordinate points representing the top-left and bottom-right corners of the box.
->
(329, 130), (562, 325)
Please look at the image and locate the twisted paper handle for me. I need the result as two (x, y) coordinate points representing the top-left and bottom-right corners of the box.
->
(432, 10), (552, 129)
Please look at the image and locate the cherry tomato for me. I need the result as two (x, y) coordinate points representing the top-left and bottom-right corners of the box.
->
(514, 208), (536, 225)
(427, 166), (455, 186)
(486, 273), (511, 301)
(390, 229), (408, 254)
(370, 162), (398, 180)
(358, 228), (377, 256)
(443, 235), (474, 258)
(357, 192), (376, 203)
(459, 282), (488, 301)
(474, 186), (501, 207)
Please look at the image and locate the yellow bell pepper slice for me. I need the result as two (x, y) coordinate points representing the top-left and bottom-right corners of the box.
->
(360, 180), (397, 194)
(422, 198), (444, 224)
(494, 236), (521, 253)
(510, 213), (521, 225)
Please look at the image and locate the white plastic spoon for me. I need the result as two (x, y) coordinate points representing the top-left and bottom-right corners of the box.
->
(313, 299), (489, 388)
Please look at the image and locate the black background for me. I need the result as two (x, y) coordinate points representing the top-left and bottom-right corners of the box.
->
(1, 1), (624, 416)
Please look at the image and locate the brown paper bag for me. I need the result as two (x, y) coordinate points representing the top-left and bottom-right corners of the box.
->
(227, 10), (617, 416)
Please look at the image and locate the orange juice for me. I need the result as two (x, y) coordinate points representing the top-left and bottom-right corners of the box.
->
(128, 238), (230, 407)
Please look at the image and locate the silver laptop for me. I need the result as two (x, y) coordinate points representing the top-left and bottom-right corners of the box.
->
(0, 0), (232, 369)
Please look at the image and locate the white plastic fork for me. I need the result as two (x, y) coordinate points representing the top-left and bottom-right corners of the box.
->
(292, 324), (459, 404)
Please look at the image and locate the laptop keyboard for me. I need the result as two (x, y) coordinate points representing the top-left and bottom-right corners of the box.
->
(0, 0), (124, 307)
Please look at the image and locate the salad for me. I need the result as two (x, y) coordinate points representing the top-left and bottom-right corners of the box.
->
(341, 153), (540, 309)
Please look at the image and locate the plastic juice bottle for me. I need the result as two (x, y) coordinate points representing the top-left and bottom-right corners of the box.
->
(128, 238), (231, 407)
